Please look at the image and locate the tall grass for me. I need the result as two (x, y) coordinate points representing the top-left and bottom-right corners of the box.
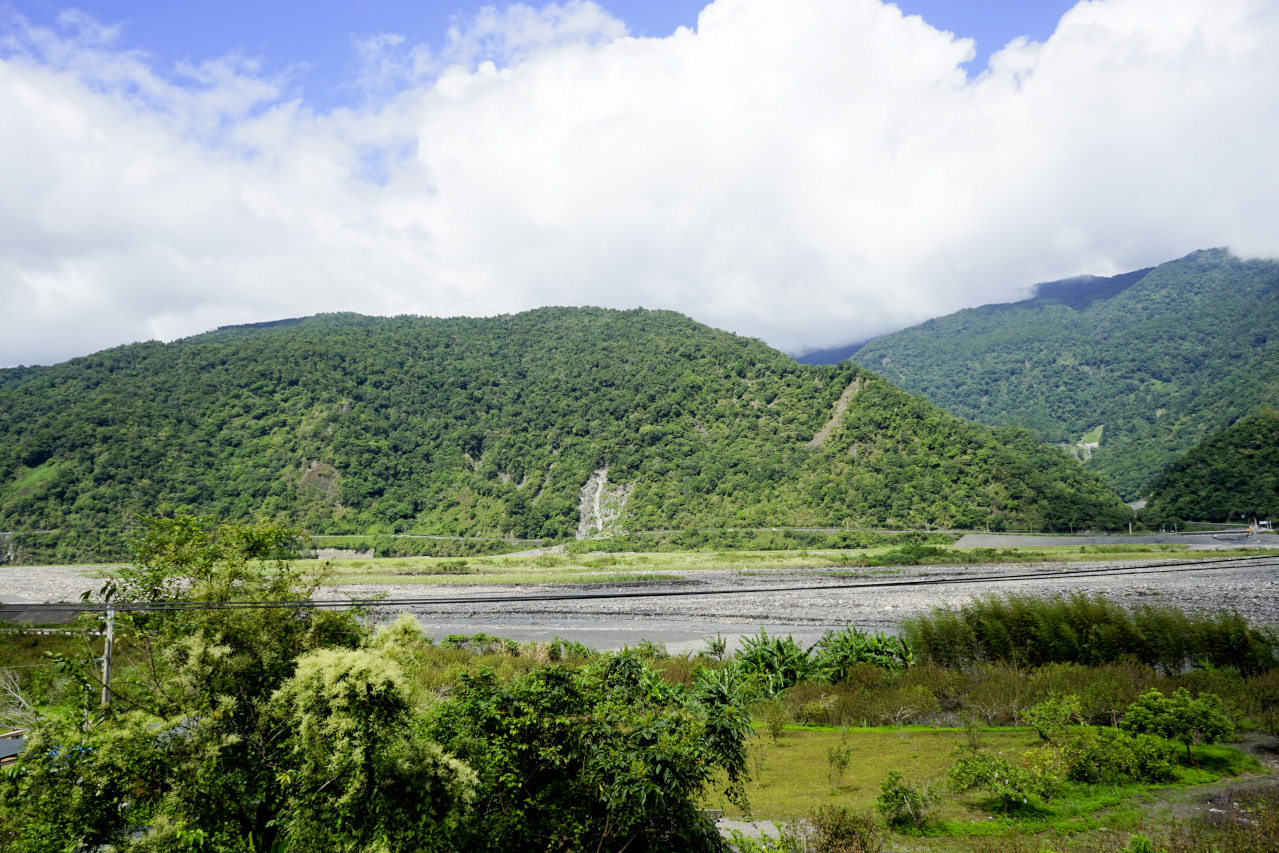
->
(903, 593), (1279, 675)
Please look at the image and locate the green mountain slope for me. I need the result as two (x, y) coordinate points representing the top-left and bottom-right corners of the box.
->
(0, 308), (1130, 560)
(1145, 408), (1279, 522)
(850, 249), (1279, 499)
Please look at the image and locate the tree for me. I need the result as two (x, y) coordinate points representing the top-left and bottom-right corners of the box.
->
(1121, 688), (1234, 761)
(0, 516), (471, 852)
(426, 652), (751, 853)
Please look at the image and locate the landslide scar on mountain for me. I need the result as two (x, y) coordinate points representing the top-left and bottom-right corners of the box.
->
(806, 377), (861, 449)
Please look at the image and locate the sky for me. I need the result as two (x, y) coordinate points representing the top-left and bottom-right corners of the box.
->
(1, 0), (1276, 366)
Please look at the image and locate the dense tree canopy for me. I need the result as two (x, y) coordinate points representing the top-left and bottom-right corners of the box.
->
(1145, 408), (1279, 523)
(0, 308), (1129, 561)
(850, 249), (1279, 499)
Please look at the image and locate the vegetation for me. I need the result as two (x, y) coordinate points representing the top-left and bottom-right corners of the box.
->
(0, 307), (1131, 563)
(849, 249), (1279, 499)
(3, 519), (1276, 852)
(904, 592), (1279, 675)
(0, 518), (751, 852)
(1146, 408), (1279, 523)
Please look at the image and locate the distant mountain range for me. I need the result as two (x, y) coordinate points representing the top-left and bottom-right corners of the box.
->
(807, 249), (1279, 500)
(0, 308), (1130, 562)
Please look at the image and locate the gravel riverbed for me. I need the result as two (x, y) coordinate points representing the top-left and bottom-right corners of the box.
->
(4, 555), (1276, 652)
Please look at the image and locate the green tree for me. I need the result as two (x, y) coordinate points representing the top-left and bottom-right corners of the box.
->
(0, 517), (452, 852)
(1121, 688), (1234, 761)
(426, 652), (751, 853)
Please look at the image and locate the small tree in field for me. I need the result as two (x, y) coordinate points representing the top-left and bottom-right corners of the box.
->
(1121, 688), (1233, 762)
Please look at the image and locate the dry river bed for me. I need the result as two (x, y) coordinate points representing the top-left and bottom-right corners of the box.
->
(8, 555), (1272, 653)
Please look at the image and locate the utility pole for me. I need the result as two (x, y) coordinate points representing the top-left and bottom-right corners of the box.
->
(101, 606), (114, 708)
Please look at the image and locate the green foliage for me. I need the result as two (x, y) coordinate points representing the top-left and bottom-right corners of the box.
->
(0, 308), (1130, 562)
(876, 770), (940, 828)
(1146, 408), (1279, 522)
(827, 743), (852, 788)
(815, 625), (914, 678)
(1023, 693), (1083, 742)
(806, 806), (885, 853)
(1121, 688), (1234, 759)
(270, 648), (477, 852)
(424, 653), (751, 853)
(1061, 727), (1179, 784)
(739, 629), (824, 694)
(0, 517), (374, 852)
(947, 746), (1060, 811)
(851, 249), (1279, 499)
(904, 593), (1279, 675)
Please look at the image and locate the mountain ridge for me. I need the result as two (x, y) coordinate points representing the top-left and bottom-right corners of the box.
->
(841, 249), (1279, 499)
(0, 307), (1130, 561)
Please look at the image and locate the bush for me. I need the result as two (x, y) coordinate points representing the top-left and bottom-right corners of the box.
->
(876, 770), (940, 828)
(1062, 728), (1179, 784)
(1023, 693), (1082, 742)
(1122, 688), (1234, 760)
(738, 629), (822, 694)
(947, 747), (1061, 811)
(814, 625), (914, 677)
(904, 593), (1279, 674)
(426, 654), (751, 852)
(808, 806), (884, 853)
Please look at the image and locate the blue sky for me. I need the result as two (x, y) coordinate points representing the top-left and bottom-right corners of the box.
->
(5, 1), (1074, 109)
(2, 0), (1276, 367)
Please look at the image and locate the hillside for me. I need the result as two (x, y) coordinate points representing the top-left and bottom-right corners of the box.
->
(1145, 408), (1279, 523)
(848, 249), (1279, 499)
(0, 308), (1131, 561)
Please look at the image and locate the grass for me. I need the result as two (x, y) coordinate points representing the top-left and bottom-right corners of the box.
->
(2, 460), (65, 499)
(710, 723), (1265, 849)
(304, 541), (1279, 586)
(715, 726), (1002, 819)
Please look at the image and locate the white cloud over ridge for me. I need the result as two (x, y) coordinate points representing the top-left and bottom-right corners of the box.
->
(2, 0), (1277, 366)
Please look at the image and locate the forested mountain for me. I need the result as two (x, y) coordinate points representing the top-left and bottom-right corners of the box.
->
(0, 308), (1130, 560)
(847, 249), (1279, 499)
(1145, 408), (1279, 523)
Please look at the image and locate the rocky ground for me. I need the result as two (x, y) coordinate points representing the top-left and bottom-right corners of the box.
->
(6, 554), (1274, 649)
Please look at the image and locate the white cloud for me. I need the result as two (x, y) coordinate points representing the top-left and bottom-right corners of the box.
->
(1, 0), (1277, 366)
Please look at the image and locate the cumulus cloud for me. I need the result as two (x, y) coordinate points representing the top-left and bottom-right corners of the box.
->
(1, 0), (1277, 366)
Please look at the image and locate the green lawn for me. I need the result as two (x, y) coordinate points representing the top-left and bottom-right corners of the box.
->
(711, 724), (1263, 841)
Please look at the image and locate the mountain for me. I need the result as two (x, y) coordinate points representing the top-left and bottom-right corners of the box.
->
(1145, 408), (1279, 523)
(792, 340), (869, 366)
(0, 308), (1131, 561)
(846, 249), (1279, 500)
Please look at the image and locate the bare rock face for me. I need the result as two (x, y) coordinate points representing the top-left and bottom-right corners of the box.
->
(576, 466), (633, 540)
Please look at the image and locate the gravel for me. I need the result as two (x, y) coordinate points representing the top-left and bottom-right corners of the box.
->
(4, 556), (1276, 652)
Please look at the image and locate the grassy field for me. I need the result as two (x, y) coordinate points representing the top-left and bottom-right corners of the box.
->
(712, 723), (1264, 840)
(306, 543), (1276, 586)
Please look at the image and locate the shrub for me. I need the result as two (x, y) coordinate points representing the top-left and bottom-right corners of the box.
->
(827, 744), (852, 788)
(1061, 728), (1178, 784)
(814, 625), (914, 677)
(876, 770), (940, 828)
(1023, 693), (1083, 742)
(738, 629), (822, 694)
(426, 655), (751, 853)
(904, 594), (1278, 674)
(1122, 688), (1234, 760)
(947, 747), (1061, 811)
(808, 806), (884, 853)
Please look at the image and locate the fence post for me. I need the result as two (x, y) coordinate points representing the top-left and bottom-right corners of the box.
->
(101, 606), (114, 708)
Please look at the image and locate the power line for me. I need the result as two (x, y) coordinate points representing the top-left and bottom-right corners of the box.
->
(10, 553), (1275, 614)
